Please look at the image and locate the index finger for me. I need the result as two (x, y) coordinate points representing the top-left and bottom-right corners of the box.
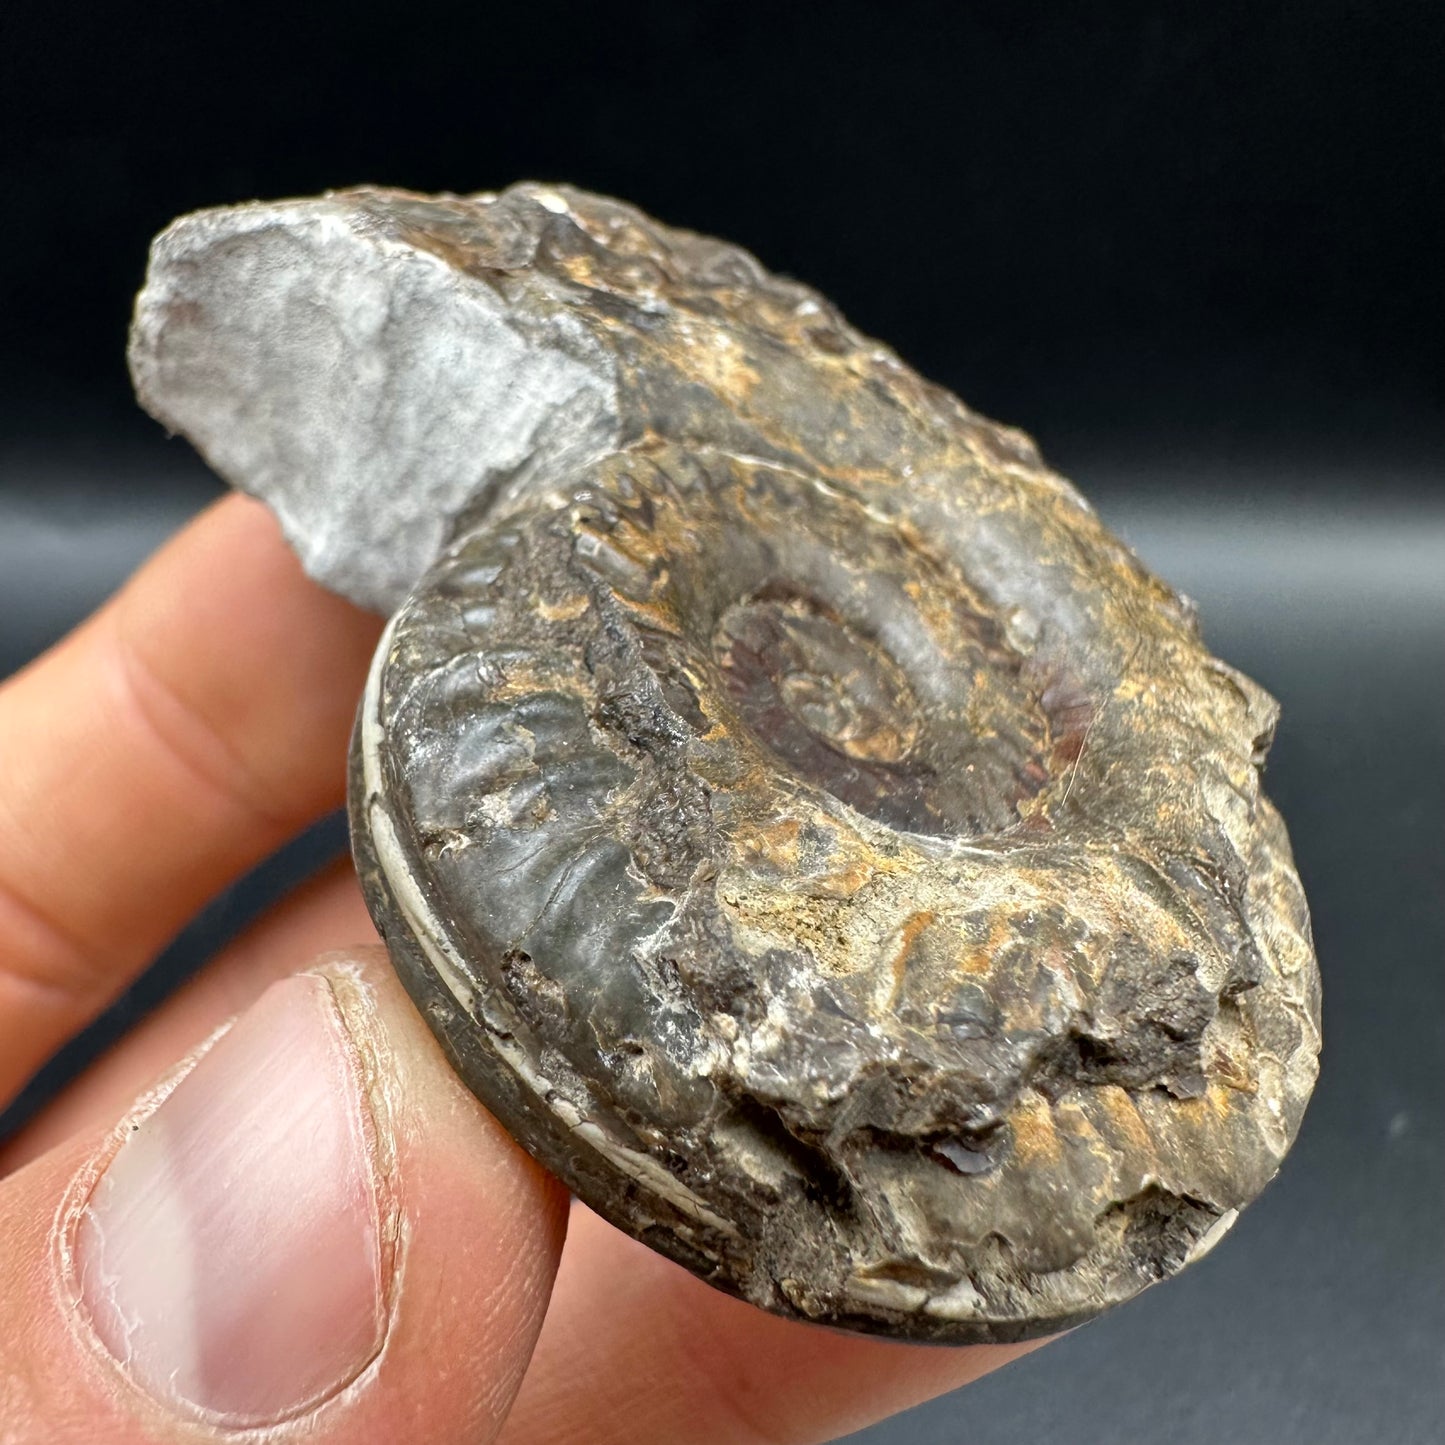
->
(0, 493), (381, 1103)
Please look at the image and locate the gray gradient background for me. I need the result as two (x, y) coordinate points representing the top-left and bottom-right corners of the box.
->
(1, 0), (1441, 1439)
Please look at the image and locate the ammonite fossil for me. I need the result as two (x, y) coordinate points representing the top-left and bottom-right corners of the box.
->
(128, 184), (1321, 1344)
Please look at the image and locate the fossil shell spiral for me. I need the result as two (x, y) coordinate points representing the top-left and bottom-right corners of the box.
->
(129, 183), (1321, 1343)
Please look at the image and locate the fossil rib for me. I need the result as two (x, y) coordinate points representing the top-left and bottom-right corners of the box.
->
(129, 184), (1321, 1343)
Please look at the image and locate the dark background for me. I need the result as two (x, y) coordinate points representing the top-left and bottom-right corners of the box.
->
(1, 2), (1441, 1441)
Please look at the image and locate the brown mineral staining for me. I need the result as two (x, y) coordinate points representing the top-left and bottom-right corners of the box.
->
(129, 182), (1322, 1344)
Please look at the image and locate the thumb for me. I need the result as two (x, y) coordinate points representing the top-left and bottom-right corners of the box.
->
(0, 948), (568, 1442)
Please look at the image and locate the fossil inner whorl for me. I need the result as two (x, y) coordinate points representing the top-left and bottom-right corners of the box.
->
(129, 182), (1321, 1346)
(573, 452), (1060, 840)
(711, 577), (1050, 836)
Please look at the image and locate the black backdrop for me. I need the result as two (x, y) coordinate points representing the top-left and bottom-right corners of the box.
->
(3, 0), (1440, 466)
(1, 4), (1442, 1443)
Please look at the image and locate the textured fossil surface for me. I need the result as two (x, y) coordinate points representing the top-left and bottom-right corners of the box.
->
(130, 183), (1321, 1343)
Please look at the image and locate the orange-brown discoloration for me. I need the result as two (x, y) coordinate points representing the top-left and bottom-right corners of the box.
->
(1097, 1085), (1155, 1154)
(1009, 1093), (1063, 1167)
(537, 593), (590, 622)
(734, 815), (804, 875)
(883, 909), (937, 1008)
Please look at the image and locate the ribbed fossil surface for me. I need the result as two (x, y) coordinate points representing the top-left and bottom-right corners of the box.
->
(129, 183), (1321, 1342)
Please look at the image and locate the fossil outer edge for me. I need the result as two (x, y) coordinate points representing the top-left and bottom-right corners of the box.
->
(132, 183), (1321, 1344)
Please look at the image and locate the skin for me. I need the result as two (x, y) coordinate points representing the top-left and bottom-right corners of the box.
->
(0, 493), (1046, 1445)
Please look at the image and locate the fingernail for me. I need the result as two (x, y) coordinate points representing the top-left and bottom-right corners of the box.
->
(75, 974), (387, 1425)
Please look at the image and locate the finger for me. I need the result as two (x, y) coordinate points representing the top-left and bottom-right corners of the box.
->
(5, 854), (1050, 1445)
(501, 1203), (1050, 1445)
(1, 858), (374, 1173)
(0, 946), (567, 1443)
(0, 493), (381, 1100)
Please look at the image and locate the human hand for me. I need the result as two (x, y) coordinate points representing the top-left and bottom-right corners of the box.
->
(0, 494), (1048, 1443)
